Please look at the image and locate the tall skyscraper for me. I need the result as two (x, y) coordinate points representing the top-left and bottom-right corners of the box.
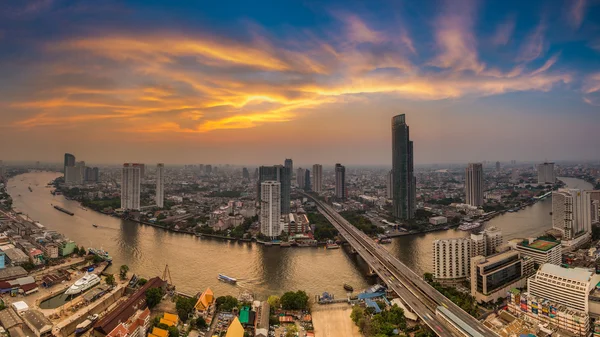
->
(242, 167), (250, 180)
(138, 163), (146, 178)
(64, 153), (75, 182)
(304, 169), (311, 191)
(386, 170), (393, 199)
(495, 161), (500, 171)
(391, 114), (415, 219)
(156, 163), (164, 208)
(465, 163), (484, 207)
(312, 164), (322, 192)
(284, 159), (293, 185)
(335, 163), (346, 199)
(0, 160), (5, 180)
(121, 163), (142, 210)
(258, 165), (290, 214)
(260, 181), (281, 238)
(537, 162), (555, 184)
(552, 189), (600, 241)
(296, 168), (305, 189)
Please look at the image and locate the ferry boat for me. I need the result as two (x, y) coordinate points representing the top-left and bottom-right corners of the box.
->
(218, 274), (237, 284)
(326, 241), (340, 249)
(343, 283), (354, 292)
(88, 248), (112, 262)
(53, 205), (74, 216)
(65, 273), (101, 295)
(458, 222), (482, 231)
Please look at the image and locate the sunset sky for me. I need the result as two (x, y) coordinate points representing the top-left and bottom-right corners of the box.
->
(0, 0), (599, 166)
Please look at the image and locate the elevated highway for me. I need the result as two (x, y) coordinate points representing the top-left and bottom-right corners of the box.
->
(303, 193), (497, 337)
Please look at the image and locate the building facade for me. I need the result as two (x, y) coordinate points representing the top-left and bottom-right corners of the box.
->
(335, 163), (346, 199)
(510, 238), (562, 266)
(258, 165), (290, 214)
(284, 159), (293, 185)
(260, 181), (281, 238)
(296, 168), (305, 190)
(433, 238), (472, 282)
(312, 164), (322, 193)
(386, 170), (393, 199)
(156, 163), (164, 208)
(304, 169), (311, 191)
(537, 162), (555, 184)
(465, 163), (484, 207)
(121, 163), (142, 210)
(391, 114), (415, 220)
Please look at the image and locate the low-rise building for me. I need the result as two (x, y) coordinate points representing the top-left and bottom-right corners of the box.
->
(105, 308), (150, 337)
(20, 310), (53, 337)
(41, 244), (58, 259)
(429, 216), (447, 225)
(58, 241), (77, 257)
(3, 248), (29, 266)
(510, 237), (561, 266)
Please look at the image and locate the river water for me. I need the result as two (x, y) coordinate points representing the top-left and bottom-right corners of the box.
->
(7, 173), (591, 299)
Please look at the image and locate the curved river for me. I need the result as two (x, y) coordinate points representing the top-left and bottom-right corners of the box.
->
(7, 173), (590, 298)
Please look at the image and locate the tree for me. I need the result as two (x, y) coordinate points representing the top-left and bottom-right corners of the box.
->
(423, 273), (434, 283)
(138, 278), (148, 286)
(350, 306), (364, 324)
(196, 317), (207, 329)
(105, 274), (116, 286)
(146, 287), (164, 309)
(120, 265), (129, 280)
(215, 296), (238, 311)
(280, 291), (309, 310)
(167, 326), (179, 337)
(78, 246), (86, 256)
(285, 325), (298, 337)
(176, 296), (196, 321)
(267, 295), (280, 309)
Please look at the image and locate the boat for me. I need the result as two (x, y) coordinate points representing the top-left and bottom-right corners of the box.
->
(376, 236), (392, 244)
(280, 242), (291, 247)
(28, 186), (33, 192)
(343, 283), (354, 292)
(53, 205), (74, 216)
(74, 315), (99, 335)
(65, 273), (101, 295)
(92, 224), (98, 228)
(218, 274), (237, 284)
(88, 248), (112, 262)
(458, 222), (482, 231)
(326, 240), (340, 249)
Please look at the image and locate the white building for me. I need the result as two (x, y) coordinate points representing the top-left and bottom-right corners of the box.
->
(510, 237), (562, 266)
(386, 170), (393, 199)
(65, 161), (86, 185)
(552, 189), (599, 244)
(312, 164), (322, 193)
(429, 216), (447, 225)
(537, 162), (555, 184)
(470, 227), (503, 257)
(121, 163), (142, 210)
(156, 163), (164, 208)
(465, 163), (484, 207)
(432, 238), (472, 282)
(260, 181), (281, 238)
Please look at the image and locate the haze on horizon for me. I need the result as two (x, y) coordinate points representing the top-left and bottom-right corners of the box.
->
(0, 0), (599, 166)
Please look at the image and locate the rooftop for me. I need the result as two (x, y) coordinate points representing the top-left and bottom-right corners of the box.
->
(539, 264), (592, 283)
(21, 310), (53, 332)
(519, 238), (559, 252)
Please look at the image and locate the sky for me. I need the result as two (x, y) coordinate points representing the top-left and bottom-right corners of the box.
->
(0, 0), (599, 166)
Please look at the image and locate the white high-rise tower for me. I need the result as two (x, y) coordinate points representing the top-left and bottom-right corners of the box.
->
(465, 163), (484, 207)
(121, 163), (142, 210)
(156, 163), (164, 208)
(260, 181), (281, 238)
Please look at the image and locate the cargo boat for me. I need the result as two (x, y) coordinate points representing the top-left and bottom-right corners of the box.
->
(88, 248), (112, 262)
(458, 222), (482, 231)
(218, 274), (237, 284)
(53, 205), (74, 216)
(75, 314), (99, 335)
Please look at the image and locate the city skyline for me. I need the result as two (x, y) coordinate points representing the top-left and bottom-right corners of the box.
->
(0, 0), (599, 164)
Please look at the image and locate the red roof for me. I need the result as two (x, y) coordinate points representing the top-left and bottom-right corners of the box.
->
(20, 283), (38, 292)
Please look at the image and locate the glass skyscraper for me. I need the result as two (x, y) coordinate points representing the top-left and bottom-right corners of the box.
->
(392, 114), (415, 219)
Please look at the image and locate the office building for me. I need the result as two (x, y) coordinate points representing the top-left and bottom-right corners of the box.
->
(296, 168), (305, 189)
(312, 164), (322, 193)
(470, 250), (534, 303)
(391, 114), (415, 219)
(121, 163), (142, 210)
(258, 165), (290, 214)
(510, 237), (561, 266)
(537, 162), (555, 184)
(495, 161), (500, 171)
(156, 164), (164, 208)
(507, 289), (590, 336)
(64, 153), (75, 172)
(205, 165), (212, 175)
(242, 167), (250, 180)
(260, 181), (281, 238)
(284, 159), (293, 184)
(386, 170), (393, 199)
(432, 238), (472, 282)
(335, 163), (346, 199)
(470, 226), (503, 257)
(552, 189), (600, 246)
(465, 163), (484, 207)
(304, 169), (311, 191)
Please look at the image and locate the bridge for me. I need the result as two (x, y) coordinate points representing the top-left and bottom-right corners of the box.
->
(302, 193), (497, 337)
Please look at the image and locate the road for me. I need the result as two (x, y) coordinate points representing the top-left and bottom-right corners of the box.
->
(304, 193), (497, 337)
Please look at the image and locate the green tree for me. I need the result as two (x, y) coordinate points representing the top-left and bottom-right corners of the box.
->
(146, 287), (164, 309)
(267, 295), (280, 309)
(215, 295), (238, 311)
(423, 273), (434, 283)
(167, 326), (179, 337)
(78, 246), (86, 256)
(350, 306), (364, 324)
(280, 291), (309, 310)
(195, 317), (207, 329)
(105, 274), (116, 286)
(120, 265), (129, 280)
(138, 278), (148, 286)
(285, 325), (298, 337)
(176, 296), (196, 321)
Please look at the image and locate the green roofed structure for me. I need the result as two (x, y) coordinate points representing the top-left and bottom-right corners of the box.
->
(510, 237), (562, 267)
(239, 306), (250, 325)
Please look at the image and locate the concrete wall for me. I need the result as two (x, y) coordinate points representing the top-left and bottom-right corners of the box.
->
(473, 277), (528, 304)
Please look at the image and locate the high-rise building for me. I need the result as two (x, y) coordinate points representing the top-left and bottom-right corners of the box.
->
(205, 165), (212, 175)
(284, 159), (293, 185)
(121, 163), (142, 210)
(537, 162), (555, 184)
(92, 167), (99, 182)
(304, 169), (311, 191)
(156, 163), (164, 208)
(242, 167), (250, 180)
(391, 114), (415, 220)
(138, 164), (146, 178)
(0, 160), (5, 180)
(552, 189), (600, 244)
(296, 168), (305, 189)
(465, 163), (484, 207)
(509, 237), (562, 266)
(470, 250), (534, 303)
(312, 164), (322, 193)
(433, 238), (472, 282)
(335, 163), (346, 199)
(260, 181), (281, 238)
(64, 153), (76, 182)
(495, 161), (500, 171)
(258, 165), (290, 214)
(386, 170), (393, 199)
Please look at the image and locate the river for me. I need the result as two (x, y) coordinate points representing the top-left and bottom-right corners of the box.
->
(7, 173), (591, 298)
